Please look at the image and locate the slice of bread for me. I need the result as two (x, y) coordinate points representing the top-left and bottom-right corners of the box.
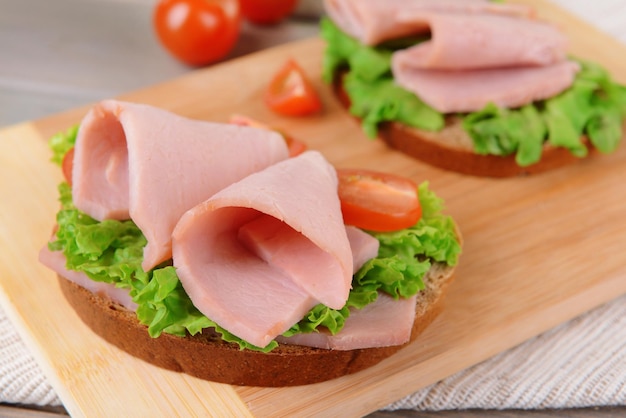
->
(333, 76), (595, 177)
(57, 258), (457, 387)
(379, 118), (594, 177)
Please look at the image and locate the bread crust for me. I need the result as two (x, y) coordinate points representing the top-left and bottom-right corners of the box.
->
(57, 259), (456, 387)
(333, 75), (596, 177)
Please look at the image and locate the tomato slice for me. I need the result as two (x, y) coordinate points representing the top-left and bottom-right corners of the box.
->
(337, 169), (422, 232)
(153, 0), (240, 66)
(264, 59), (322, 117)
(239, 0), (298, 25)
(229, 114), (307, 157)
(283, 134), (307, 157)
(62, 147), (75, 185)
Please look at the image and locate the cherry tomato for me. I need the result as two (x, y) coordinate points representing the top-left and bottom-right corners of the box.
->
(265, 59), (322, 117)
(153, 0), (240, 66)
(239, 0), (298, 25)
(337, 169), (422, 232)
(62, 147), (75, 185)
(283, 134), (307, 157)
(229, 114), (307, 156)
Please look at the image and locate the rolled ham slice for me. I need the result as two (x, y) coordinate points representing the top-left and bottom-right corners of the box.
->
(323, 0), (534, 46)
(276, 293), (417, 350)
(172, 151), (354, 348)
(38, 246), (137, 311)
(71, 100), (289, 272)
(345, 226), (379, 273)
(392, 60), (581, 113)
(392, 13), (567, 71)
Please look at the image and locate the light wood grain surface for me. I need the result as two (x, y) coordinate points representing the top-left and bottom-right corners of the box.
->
(1, 0), (626, 417)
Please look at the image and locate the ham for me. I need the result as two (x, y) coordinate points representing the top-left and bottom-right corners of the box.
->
(326, 0), (576, 113)
(71, 100), (289, 272)
(38, 246), (137, 310)
(392, 60), (580, 113)
(392, 13), (567, 71)
(323, 0), (534, 46)
(172, 151), (354, 348)
(276, 293), (417, 350)
(346, 226), (379, 272)
(41, 205), (381, 350)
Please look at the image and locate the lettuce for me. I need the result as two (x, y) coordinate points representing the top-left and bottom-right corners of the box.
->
(463, 104), (546, 166)
(48, 125), (78, 165)
(321, 18), (626, 165)
(48, 130), (459, 352)
(321, 17), (391, 84)
(321, 18), (444, 137)
(344, 72), (445, 137)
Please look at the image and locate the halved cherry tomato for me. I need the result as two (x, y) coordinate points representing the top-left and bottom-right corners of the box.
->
(337, 169), (422, 232)
(239, 0), (298, 25)
(153, 0), (240, 66)
(264, 59), (322, 117)
(229, 114), (307, 156)
(62, 147), (75, 185)
(283, 134), (307, 157)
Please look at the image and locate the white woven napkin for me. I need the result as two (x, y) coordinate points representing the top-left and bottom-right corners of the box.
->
(0, 308), (61, 406)
(382, 294), (626, 411)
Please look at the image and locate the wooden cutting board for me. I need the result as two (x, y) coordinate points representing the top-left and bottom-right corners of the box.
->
(1, 1), (626, 416)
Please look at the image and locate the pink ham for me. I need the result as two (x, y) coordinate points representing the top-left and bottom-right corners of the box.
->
(40, 203), (381, 350)
(323, 0), (534, 46)
(276, 293), (417, 350)
(346, 226), (379, 272)
(392, 60), (580, 113)
(71, 100), (288, 272)
(392, 13), (567, 71)
(172, 151), (353, 348)
(38, 246), (137, 310)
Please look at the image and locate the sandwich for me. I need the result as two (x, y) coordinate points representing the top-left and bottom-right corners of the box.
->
(40, 100), (462, 387)
(321, 0), (626, 177)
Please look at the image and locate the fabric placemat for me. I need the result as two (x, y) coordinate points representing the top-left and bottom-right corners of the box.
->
(0, 306), (61, 406)
(1, 0), (625, 411)
(382, 294), (626, 411)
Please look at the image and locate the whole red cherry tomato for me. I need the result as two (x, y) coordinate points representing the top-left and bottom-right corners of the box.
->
(239, 0), (298, 25)
(153, 0), (240, 66)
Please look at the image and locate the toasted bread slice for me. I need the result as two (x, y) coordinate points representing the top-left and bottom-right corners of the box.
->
(57, 258), (457, 387)
(333, 76), (596, 177)
(379, 117), (594, 177)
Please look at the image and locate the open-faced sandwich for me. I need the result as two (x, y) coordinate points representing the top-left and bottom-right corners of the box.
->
(321, 0), (626, 177)
(40, 100), (462, 387)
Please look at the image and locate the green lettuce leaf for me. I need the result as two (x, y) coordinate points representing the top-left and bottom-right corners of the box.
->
(463, 103), (547, 166)
(344, 72), (445, 137)
(48, 125), (78, 165)
(321, 17), (392, 84)
(579, 60), (626, 153)
(321, 17), (443, 137)
(586, 107), (623, 153)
